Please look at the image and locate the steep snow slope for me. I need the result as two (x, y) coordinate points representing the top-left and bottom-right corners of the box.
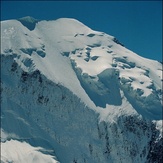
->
(1, 17), (162, 163)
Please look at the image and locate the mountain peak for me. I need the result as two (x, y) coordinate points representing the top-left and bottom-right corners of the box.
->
(1, 17), (162, 120)
(1, 17), (162, 163)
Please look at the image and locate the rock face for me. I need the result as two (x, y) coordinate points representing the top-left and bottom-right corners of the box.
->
(1, 17), (162, 163)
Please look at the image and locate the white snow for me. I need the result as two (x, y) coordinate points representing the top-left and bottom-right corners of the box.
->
(1, 139), (59, 163)
(1, 18), (162, 100)
(1, 17), (162, 118)
(1, 17), (162, 163)
(97, 90), (139, 123)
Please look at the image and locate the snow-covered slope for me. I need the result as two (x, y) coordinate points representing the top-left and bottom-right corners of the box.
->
(1, 17), (162, 163)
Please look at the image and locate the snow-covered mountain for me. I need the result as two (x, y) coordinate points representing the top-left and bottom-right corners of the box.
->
(1, 16), (162, 163)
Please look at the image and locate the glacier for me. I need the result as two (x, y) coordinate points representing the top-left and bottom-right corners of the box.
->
(1, 16), (162, 163)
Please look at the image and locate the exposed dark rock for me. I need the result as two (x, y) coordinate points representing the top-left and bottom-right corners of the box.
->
(18, 16), (39, 31)
(113, 37), (124, 46)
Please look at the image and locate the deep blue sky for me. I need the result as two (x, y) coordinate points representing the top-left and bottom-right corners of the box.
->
(1, 1), (162, 61)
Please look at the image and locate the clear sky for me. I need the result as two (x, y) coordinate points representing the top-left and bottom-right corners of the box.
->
(1, 1), (162, 62)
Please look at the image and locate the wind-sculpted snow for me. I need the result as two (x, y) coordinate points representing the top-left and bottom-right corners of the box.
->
(72, 64), (122, 107)
(70, 46), (162, 120)
(1, 17), (162, 163)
